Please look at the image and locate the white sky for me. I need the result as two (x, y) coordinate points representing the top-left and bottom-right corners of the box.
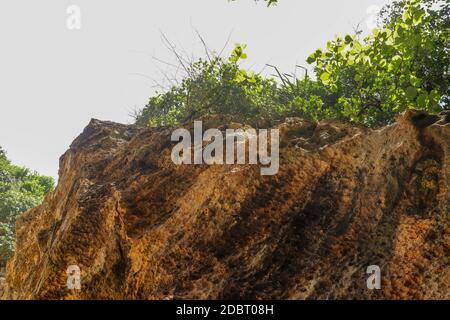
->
(0, 0), (392, 179)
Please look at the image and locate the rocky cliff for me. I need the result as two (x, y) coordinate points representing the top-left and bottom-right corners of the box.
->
(2, 110), (449, 300)
(0, 268), (5, 297)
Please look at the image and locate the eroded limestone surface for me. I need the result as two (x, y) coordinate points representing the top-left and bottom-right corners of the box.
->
(2, 110), (449, 300)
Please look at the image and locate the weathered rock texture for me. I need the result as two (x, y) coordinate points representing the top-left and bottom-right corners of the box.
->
(2, 110), (449, 300)
(0, 268), (5, 297)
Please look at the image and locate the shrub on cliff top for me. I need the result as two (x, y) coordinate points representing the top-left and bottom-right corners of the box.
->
(134, 45), (337, 127)
(0, 148), (55, 266)
(135, 0), (449, 128)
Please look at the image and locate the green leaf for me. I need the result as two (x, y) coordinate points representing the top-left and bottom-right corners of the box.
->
(306, 54), (316, 64)
(387, 63), (395, 72)
(429, 90), (440, 101)
(352, 41), (362, 52)
(402, 10), (411, 23)
(405, 86), (417, 100)
(320, 72), (330, 82)
(345, 35), (353, 43)
(412, 9), (424, 25)
(410, 75), (420, 87)
(416, 93), (427, 108)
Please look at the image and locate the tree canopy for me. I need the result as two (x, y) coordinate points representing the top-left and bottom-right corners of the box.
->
(308, 0), (449, 126)
(0, 147), (55, 266)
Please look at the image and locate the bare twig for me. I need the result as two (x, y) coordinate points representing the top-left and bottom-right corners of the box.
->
(218, 29), (234, 58)
(151, 56), (180, 70)
(296, 65), (309, 80)
(194, 28), (212, 63)
(160, 31), (193, 77)
(267, 64), (286, 86)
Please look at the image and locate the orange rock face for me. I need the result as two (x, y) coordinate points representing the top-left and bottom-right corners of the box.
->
(2, 111), (449, 300)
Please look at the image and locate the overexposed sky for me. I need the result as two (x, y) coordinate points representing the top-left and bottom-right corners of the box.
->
(0, 0), (392, 179)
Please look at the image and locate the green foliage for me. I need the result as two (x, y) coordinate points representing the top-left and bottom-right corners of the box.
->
(137, 0), (448, 128)
(265, 0), (278, 6)
(308, 0), (449, 126)
(0, 148), (55, 266)
(135, 45), (279, 127)
(134, 43), (339, 127)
